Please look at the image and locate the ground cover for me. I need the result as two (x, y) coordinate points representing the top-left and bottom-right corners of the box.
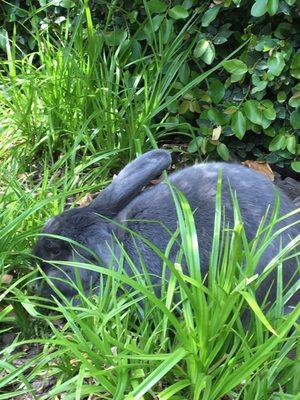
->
(0, 2), (299, 399)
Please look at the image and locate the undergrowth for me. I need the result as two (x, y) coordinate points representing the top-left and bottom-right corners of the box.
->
(0, 2), (299, 400)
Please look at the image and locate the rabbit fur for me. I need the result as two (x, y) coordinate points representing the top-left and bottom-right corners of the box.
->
(34, 149), (299, 309)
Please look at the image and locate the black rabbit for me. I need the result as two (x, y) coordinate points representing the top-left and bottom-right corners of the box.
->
(34, 150), (299, 309)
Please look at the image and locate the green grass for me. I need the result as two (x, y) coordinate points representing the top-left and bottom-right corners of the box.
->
(0, 2), (299, 399)
(1, 1), (194, 164)
(0, 173), (299, 399)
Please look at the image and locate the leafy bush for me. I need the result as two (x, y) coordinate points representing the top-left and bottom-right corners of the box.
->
(0, 1), (299, 169)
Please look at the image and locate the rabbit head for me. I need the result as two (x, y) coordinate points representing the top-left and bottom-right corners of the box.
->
(34, 208), (114, 298)
(34, 149), (172, 299)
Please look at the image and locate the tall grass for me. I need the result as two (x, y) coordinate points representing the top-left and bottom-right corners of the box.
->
(0, 2), (249, 170)
(0, 2), (193, 165)
(1, 174), (299, 399)
(0, 2), (299, 399)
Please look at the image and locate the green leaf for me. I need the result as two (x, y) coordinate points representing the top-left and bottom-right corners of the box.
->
(290, 109), (300, 129)
(230, 73), (246, 83)
(217, 143), (229, 161)
(291, 52), (300, 79)
(291, 161), (300, 172)
(208, 108), (227, 125)
(251, 77), (267, 94)
(274, 22), (293, 39)
(202, 42), (215, 65)
(262, 105), (276, 120)
(267, 0), (279, 15)
(59, 0), (75, 7)
(105, 30), (127, 46)
(209, 78), (225, 104)
(201, 6), (220, 27)
(223, 59), (247, 75)
(161, 19), (173, 44)
(288, 93), (300, 108)
(183, 0), (194, 9)
(152, 15), (164, 30)
(286, 136), (297, 154)
(269, 135), (286, 151)
(194, 39), (209, 58)
(194, 40), (215, 64)
(148, 0), (168, 13)
(291, 52), (300, 68)
(168, 5), (189, 19)
(158, 380), (191, 400)
(240, 291), (278, 336)
(268, 52), (285, 76)
(0, 29), (8, 50)
(128, 348), (188, 398)
(188, 137), (203, 153)
(231, 111), (247, 139)
(251, 0), (268, 17)
(178, 100), (190, 114)
(255, 37), (278, 52)
(130, 40), (142, 60)
(243, 100), (271, 128)
(179, 63), (190, 85)
(214, 24), (233, 45)
(144, 15), (164, 35)
(277, 91), (287, 103)
(264, 126), (276, 137)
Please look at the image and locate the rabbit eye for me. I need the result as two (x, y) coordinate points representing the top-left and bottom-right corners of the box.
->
(50, 247), (61, 257)
(46, 241), (61, 257)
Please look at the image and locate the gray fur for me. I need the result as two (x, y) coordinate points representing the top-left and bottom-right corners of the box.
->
(34, 150), (299, 308)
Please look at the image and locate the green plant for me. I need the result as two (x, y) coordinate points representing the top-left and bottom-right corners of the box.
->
(1, 1), (299, 169)
(0, 2), (299, 399)
(0, 2), (202, 166)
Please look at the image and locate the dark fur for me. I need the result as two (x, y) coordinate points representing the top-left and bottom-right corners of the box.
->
(34, 150), (299, 308)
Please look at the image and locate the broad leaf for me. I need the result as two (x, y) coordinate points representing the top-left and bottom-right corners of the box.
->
(288, 92), (300, 108)
(168, 5), (189, 19)
(209, 78), (225, 104)
(291, 161), (300, 172)
(217, 143), (229, 160)
(202, 6), (220, 27)
(251, 0), (268, 17)
(231, 111), (247, 139)
(269, 135), (286, 151)
(268, 52), (285, 76)
(194, 39), (209, 58)
(223, 59), (247, 75)
(290, 109), (300, 129)
(148, 0), (168, 13)
(286, 136), (297, 154)
(267, 0), (279, 15)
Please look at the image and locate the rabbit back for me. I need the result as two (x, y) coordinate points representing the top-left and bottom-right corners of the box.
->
(118, 162), (299, 306)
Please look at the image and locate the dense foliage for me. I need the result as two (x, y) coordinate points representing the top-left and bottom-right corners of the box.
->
(0, 0), (299, 171)
(0, 2), (300, 399)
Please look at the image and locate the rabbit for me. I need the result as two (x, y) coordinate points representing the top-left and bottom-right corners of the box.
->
(34, 149), (299, 311)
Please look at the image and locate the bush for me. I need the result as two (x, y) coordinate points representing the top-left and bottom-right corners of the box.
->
(0, 0), (299, 170)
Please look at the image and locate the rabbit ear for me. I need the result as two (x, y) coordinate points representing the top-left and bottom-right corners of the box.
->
(88, 149), (172, 216)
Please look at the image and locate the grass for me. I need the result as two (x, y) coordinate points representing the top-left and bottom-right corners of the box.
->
(1, 1), (195, 164)
(1, 174), (299, 399)
(0, 2), (299, 399)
